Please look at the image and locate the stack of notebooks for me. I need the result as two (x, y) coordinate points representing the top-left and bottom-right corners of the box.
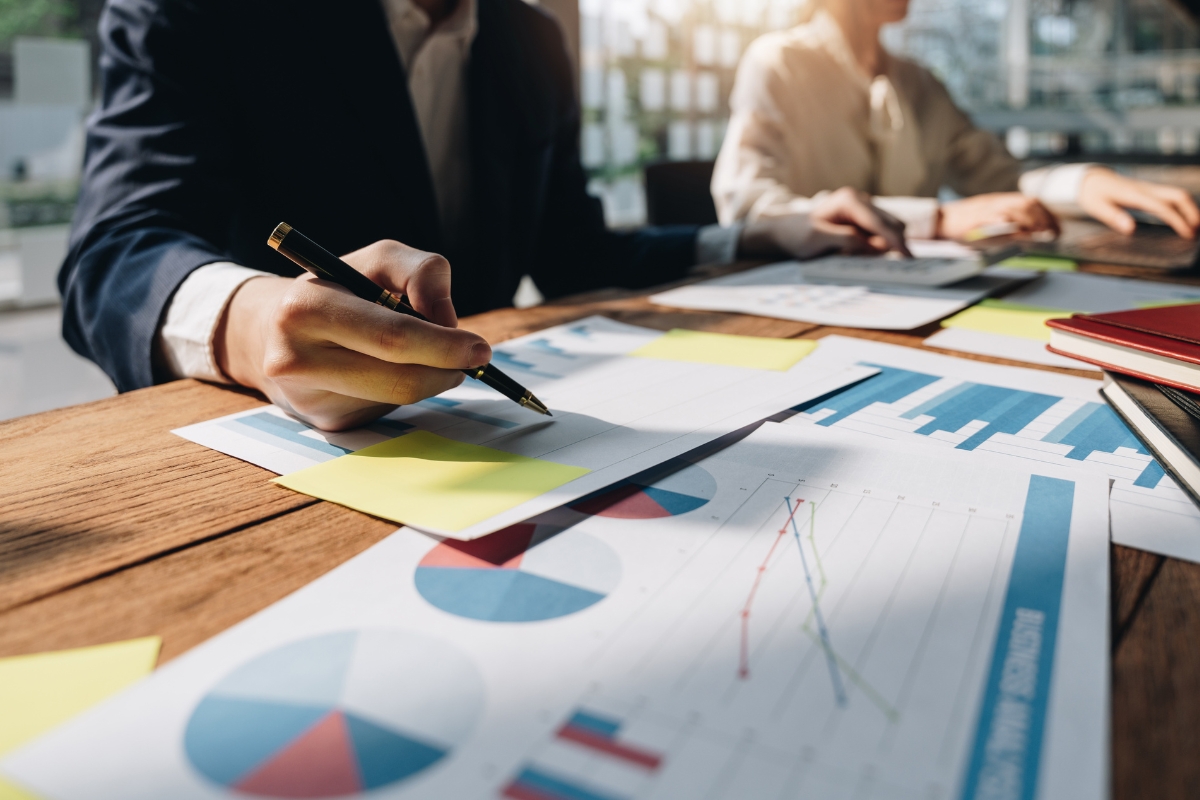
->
(1050, 303), (1200, 505)
(1102, 373), (1200, 506)
(1047, 304), (1200, 391)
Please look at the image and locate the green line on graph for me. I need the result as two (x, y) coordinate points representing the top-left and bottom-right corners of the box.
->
(796, 501), (900, 723)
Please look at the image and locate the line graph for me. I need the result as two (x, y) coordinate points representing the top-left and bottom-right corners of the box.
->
(737, 498), (803, 680)
(737, 498), (847, 709)
(785, 498), (846, 707)
(483, 424), (1105, 800)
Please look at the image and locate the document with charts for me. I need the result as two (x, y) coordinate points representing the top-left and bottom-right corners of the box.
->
(648, 261), (1031, 330)
(794, 334), (1200, 563)
(173, 316), (874, 539)
(3, 423), (1108, 800)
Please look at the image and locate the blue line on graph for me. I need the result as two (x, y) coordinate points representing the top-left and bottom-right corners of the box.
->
(417, 397), (520, 429)
(1135, 460), (1166, 488)
(567, 325), (593, 338)
(911, 384), (1060, 451)
(507, 766), (625, 800)
(224, 413), (349, 458)
(491, 350), (563, 380)
(790, 364), (941, 425)
(786, 497), (847, 707)
(525, 338), (576, 358)
(801, 365), (1169, 472)
(1052, 403), (1150, 460)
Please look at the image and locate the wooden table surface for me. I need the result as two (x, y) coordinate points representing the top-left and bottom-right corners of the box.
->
(1, 264), (1197, 798)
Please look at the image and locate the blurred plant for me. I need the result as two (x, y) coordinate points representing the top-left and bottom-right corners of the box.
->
(0, 0), (79, 46)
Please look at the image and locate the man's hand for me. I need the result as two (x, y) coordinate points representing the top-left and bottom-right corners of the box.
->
(938, 192), (1058, 240)
(1078, 168), (1200, 238)
(214, 240), (491, 431)
(738, 187), (911, 259)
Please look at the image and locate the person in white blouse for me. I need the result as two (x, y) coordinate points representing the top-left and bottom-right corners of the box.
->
(712, 0), (1200, 242)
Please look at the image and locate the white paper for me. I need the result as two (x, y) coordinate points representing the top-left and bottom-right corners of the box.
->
(649, 261), (1031, 330)
(2, 424), (1108, 800)
(790, 335), (1200, 562)
(926, 271), (1200, 367)
(925, 326), (1102, 371)
(174, 316), (876, 539)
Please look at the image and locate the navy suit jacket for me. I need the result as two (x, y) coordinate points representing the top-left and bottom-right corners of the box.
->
(62, 0), (700, 391)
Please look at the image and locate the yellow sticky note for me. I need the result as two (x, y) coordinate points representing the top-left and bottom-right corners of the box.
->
(630, 329), (817, 371)
(1137, 298), (1200, 309)
(0, 637), (160, 757)
(274, 430), (590, 532)
(995, 255), (1078, 272)
(0, 776), (40, 800)
(941, 302), (1073, 342)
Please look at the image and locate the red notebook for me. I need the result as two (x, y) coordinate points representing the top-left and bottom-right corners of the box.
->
(1046, 305), (1200, 392)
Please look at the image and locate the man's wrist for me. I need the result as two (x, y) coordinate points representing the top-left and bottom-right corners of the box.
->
(158, 262), (274, 382)
(213, 275), (288, 390)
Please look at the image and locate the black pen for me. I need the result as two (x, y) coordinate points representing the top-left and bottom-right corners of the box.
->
(267, 222), (551, 416)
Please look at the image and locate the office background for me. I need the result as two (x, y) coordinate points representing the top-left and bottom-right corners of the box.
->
(0, 0), (1198, 420)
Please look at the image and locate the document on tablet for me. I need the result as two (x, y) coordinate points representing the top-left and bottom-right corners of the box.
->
(175, 317), (875, 539)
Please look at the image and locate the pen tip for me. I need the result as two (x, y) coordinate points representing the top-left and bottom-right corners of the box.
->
(521, 392), (552, 416)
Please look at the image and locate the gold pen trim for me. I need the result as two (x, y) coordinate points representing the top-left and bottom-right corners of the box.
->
(267, 222), (292, 250)
(378, 289), (401, 310)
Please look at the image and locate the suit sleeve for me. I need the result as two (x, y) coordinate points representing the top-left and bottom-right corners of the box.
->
(59, 0), (238, 392)
(525, 36), (699, 300)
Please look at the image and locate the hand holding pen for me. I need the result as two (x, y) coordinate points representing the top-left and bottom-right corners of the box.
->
(213, 234), (514, 432)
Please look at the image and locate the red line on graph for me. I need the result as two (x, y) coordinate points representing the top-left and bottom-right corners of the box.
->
(501, 783), (559, 800)
(556, 726), (663, 769)
(738, 498), (804, 679)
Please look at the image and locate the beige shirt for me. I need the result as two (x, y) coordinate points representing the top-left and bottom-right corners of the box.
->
(712, 11), (1088, 237)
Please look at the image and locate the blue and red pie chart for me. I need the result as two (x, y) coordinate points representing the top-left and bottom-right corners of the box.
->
(184, 630), (483, 798)
(414, 460), (716, 622)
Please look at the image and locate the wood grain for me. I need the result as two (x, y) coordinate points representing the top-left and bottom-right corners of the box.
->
(0, 501), (397, 664)
(0, 379), (314, 612)
(1112, 557), (1200, 799)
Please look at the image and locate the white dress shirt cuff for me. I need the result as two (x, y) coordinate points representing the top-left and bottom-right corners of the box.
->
(696, 223), (743, 265)
(871, 196), (940, 240)
(159, 262), (274, 382)
(1019, 163), (1094, 215)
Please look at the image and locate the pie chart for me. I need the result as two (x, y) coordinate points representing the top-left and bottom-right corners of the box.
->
(415, 515), (621, 622)
(570, 459), (717, 519)
(184, 630), (484, 797)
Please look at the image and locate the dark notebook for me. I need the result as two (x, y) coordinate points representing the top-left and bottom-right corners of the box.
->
(1101, 372), (1200, 508)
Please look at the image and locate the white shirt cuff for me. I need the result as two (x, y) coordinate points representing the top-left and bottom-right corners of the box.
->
(696, 223), (743, 265)
(159, 262), (273, 382)
(1019, 163), (1094, 215)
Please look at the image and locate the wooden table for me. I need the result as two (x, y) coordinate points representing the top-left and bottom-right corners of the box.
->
(1, 266), (1197, 798)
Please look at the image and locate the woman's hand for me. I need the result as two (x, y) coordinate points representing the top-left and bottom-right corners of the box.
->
(739, 187), (911, 259)
(214, 240), (491, 432)
(937, 193), (1059, 240)
(1078, 168), (1200, 238)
